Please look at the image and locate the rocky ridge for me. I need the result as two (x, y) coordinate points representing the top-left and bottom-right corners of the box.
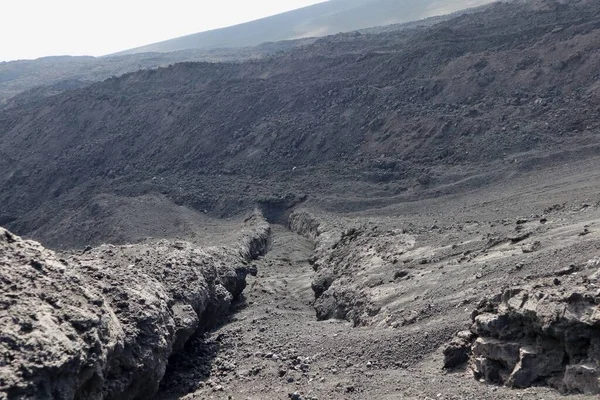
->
(445, 258), (600, 394)
(0, 213), (270, 400)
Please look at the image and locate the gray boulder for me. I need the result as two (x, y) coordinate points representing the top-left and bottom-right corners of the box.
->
(445, 261), (600, 394)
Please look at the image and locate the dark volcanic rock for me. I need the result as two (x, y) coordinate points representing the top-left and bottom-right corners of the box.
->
(449, 263), (600, 394)
(0, 213), (270, 400)
(290, 211), (410, 326)
(443, 331), (475, 369)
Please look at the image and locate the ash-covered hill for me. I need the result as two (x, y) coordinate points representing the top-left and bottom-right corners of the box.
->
(0, 1), (492, 108)
(1, 0), (600, 248)
(115, 0), (493, 55)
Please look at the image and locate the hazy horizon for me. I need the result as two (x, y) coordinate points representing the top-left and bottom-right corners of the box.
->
(0, 0), (327, 62)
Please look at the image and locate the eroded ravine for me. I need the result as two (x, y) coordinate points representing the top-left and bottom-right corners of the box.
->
(153, 225), (476, 400)
(154, 224), (319, 399)
(154, 205), (600, 400)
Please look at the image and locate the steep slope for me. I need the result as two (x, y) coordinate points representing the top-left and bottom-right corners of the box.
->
(0, 1), (493, 107)
(115, 0), (494, 55)
(1, 0), (600, 249)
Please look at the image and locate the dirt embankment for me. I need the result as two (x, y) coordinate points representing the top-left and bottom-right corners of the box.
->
(290, 181), (600, 396)
(289, 211), (389, 326)
(0, 213), (270, 400)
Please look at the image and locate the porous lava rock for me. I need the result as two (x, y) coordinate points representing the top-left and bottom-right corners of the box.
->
(445, 260), (600, 394)
(0, 213), (270, 400)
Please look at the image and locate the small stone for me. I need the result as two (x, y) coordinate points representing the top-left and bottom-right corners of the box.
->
(394, 270), (409, 279)
(457, 330), (475, 341)
(579, 227), (591, 236)
(290, 392), (303, 400)
(553, 278), (561, 286)
(563, 363), (600, 394)
(521, 241), (541, 253)
(443, 338), (471, 369)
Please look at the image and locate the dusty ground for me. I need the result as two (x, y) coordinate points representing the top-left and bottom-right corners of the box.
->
(150, 156), (600, 400)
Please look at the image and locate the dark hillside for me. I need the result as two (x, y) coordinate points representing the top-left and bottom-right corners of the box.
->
(1, 0), (599, 248)
(0, 1), (493, 106)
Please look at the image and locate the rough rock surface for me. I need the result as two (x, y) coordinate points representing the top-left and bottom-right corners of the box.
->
(290, 210), (415, 326)
(445, 259), (600, 394)
(0, 213), (270, 400)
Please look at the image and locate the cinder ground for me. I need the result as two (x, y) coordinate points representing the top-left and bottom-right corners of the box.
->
(154, 156), (600, 399)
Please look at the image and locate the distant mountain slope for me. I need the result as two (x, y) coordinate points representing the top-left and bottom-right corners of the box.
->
(0, 1), (491, 107)
(114, 0), (494, 55)
(0, 41), (313, 107)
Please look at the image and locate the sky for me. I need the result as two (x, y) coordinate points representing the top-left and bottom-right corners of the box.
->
(0, 0), (327, 62)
